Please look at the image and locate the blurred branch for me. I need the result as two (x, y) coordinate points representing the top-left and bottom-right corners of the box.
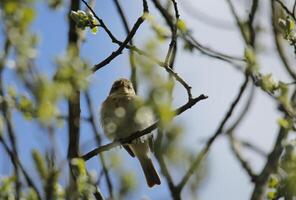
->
(0, 136), (42, 200)
(250, 125), (289, 200)
(223, 83), (259, 181)
(239, 139), (267, 157)
(152, 2), (181, 198)
(180, 0), (235, 30)
(225, 83), (255, 134)
(0, 38), (21, 200)
(177, 74), (249, 191)
(0, 39), (40, 199)
(155, 132), (181, 200)
(67, 0), (81, 166)
(225, 0), (249, 44)
(274, 0), (296, 21)
(112, 0), (137, 92)
(250, 90), (296, 199)
(184, 34), (245, 71)
(81, 94), (208, 160)
(249, 0), (259, 25)
(248, 0), (259, 45)
(67, 1), (104, 199)
(151, 0), (245, 66)
(293, 0), (296, 16)
(164, 0), (179, 69)
(85, 91), (113, 198)
(85, 0), (148, 72)
(271, 0), (296, 80)
(228, 134), (258, 182)
(83, 0), (194, 101)
(226, 0), (296, 119)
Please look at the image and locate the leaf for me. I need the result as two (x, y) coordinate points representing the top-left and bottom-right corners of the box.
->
(268, 175), (279, 188)
(32, 150), (48, 181)
(244, 46), (258, 74)
(286, 18), (294, 33)
(177, 19), (187, 33)
(71, 158), (87, 175)
(258, 74), (278, 93)
(277, 118), (293, 130)
(267, 191), (277, 200)
(23, 7), (36, 24)
(4, 2), (18, 14)
(91, 26), (98, 34)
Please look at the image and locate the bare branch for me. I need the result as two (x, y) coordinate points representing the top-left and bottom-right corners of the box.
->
(271, 1), (296, 80)
(85, 91), (113, 198)
(155, 133), (181, 200)
(250, 125), (289, 200)
(274, 0), (296, 21)
(85, 0), (148, 72)
(0, 38), (21, 200)
(0, 136), (42, 200)
(112, 0), (137, 92)
(177, 74), (249, 190)
(228, 134), (258, 181)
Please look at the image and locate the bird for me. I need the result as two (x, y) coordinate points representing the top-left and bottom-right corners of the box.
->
(100, 78), (161, 187)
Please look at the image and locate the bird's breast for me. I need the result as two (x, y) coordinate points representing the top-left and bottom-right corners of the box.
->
(101, 95), (143, 140)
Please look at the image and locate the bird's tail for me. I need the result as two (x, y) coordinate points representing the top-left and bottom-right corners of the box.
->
(138, 156), (161, 187)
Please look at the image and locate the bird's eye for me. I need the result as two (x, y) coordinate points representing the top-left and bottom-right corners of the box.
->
(112, 85), (119, 91)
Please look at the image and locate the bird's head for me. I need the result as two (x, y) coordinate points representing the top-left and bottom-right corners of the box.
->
(109, 78), (136, 96)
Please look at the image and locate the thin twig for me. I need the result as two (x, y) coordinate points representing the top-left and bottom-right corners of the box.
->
(180, 1), (235, 30)
(248, 0), (259, 45)
(112, 0), (137, 92)
(250, 125), (289, 200)
(225, 0), (249, 44)
(87, 0), (148, 72)
(239, 139), (267, 157)
(164, 0), (179, 69)
(81, 0), (197, 100)
(0, 39), (21, 200)
(177, 74), (249, 190)
(226, 84), (255, 133)
(85, 91), (113, 198)
(155, 132), (181, 200)
(293, 0), (296, 16)
(271, 1), (296, 80)
(68, 1), (104, 199)
(275, 0), (296, 21)
(228, 134), (258, 181)
(151, 0), (245, 64)
(0, 136), (42, 200)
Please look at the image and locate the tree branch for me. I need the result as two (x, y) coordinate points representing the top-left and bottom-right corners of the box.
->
(271, 1), (296, 80)
(228, 134), (258, 182)
(85, 91), (113, 198)
(177, 74), (249, 190)
(250, 125), (289, 200)
(112, 0), (137, 92)
(87, 0), (148, 72)
(155, 132), (181, 200)
(0, 38), (21, 200)
(0, 136), (42, 200)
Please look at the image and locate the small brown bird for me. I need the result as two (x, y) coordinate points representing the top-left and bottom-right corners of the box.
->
(100, 78), (161, 187)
